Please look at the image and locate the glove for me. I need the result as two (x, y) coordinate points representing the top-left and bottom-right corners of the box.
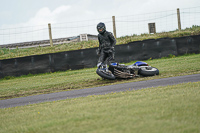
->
(108, 47), (115, 53)
(96, 48), (101, 55)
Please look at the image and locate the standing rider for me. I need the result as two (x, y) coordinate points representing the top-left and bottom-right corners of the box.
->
(96, 22), (116, 68)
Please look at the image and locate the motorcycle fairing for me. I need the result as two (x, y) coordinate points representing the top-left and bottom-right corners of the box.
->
(133, 61), (148, 66)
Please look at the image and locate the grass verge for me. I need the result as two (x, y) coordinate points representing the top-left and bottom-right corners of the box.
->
(0, 53), (200, 100)
(0, 82), (200, 133)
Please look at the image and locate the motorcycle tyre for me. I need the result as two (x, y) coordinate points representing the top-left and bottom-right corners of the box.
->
(138, 67), (159, 76)
(96, 69), (116, 80)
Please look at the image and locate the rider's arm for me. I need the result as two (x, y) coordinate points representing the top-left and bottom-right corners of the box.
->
(108, 32), (116, 48)
(97, 35), (102, 54)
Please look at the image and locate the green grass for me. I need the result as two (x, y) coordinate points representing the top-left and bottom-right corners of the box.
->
(116, 25), (200, 44)
(0, 53), (200, 100)
(1, 82), (200, 133)
(0, 25), (200, 60)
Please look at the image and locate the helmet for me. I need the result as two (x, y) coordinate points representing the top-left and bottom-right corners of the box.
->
(97, 22), (106, 34)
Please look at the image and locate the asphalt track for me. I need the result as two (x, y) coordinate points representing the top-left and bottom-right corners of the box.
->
(0, 74), (200, 108)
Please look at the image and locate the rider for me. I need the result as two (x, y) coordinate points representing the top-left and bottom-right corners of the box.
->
(96, 22), (116, 68)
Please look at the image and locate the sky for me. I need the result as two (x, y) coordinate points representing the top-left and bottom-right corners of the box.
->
(0, 0), (200, 44)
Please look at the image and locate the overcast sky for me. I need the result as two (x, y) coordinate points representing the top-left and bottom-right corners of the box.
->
(0, 0), (199, 28)
(0, 0), (199, 44)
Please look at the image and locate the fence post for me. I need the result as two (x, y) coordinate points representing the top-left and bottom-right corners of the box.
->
(112, 16), (117, 38)
(177, 8), (181, 31)
(48, 23), (53, 47)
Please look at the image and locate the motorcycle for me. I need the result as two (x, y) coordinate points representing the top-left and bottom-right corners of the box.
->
(96, 61), (159, 80)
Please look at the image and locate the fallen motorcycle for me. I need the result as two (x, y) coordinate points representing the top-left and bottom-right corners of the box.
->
(96, 61), (159, 80)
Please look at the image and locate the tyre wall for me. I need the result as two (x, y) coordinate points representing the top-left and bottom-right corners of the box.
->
(0, 35), (199, 78)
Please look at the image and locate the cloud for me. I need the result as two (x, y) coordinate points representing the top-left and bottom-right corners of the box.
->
(0, 5), (72, 29)
(24, 4), (97, 26)
(27, 5), (71, 25)
(0, 4), (98, 44)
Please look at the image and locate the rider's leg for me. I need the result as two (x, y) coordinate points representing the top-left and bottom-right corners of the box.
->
(97, 51), (107, 68)
(107, 51), (115, 65)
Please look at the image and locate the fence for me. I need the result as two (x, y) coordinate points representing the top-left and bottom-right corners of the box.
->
(0, 6), (200, 45)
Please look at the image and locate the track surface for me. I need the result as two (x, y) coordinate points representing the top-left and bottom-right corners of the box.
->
(1, 74), (200, 108)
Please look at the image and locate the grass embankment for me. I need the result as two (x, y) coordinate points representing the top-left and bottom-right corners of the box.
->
(0, 26), (200, 60)
(0, 82), (200, 133)
(0, 54), (200, 100)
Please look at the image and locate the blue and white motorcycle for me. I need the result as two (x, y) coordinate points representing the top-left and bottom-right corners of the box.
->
(96, 61), (159, 80)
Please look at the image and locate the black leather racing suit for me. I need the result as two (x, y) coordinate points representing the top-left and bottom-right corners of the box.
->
(97, 31), (116, 65)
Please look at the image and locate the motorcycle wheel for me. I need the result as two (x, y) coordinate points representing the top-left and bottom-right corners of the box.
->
(138, 67), (159, 76)
(96, 69), (116, 80)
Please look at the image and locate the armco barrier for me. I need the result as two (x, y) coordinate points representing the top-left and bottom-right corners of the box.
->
(175, 35), (200, 55)
(0, 35), (199, 78)
(115, 38), (177, 62)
